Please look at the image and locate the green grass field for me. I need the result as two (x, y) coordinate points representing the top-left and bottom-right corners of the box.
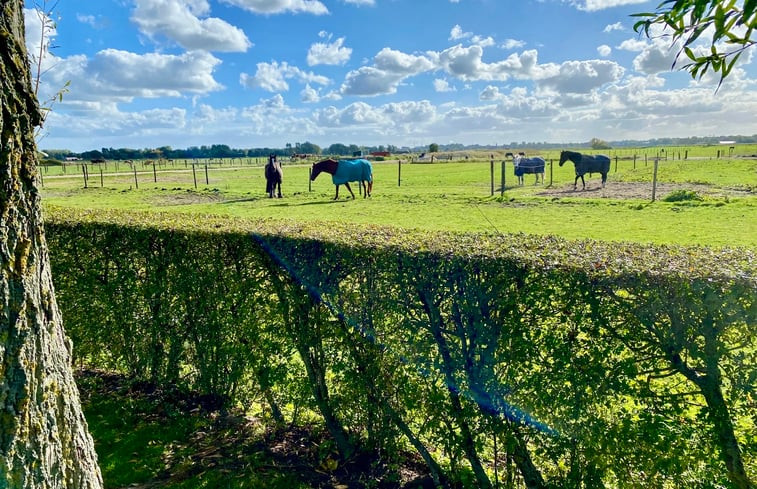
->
(40, 148), (757, 248)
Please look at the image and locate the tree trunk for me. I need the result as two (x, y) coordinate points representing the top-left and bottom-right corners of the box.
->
(0, 3), (103, 487)
(671, 352), (754, 489)
(260, 251), (356, 459)
(418, 289), (493, 489)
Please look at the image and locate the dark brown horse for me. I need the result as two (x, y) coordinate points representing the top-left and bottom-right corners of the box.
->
(265, 154), (283, 198)
(311, 158), (373, 199)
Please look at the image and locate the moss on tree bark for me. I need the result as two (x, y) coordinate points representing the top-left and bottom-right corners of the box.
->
(0, 1), (103, 487)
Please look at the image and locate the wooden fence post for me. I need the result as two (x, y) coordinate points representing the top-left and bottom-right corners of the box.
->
(204, 163), (209, 185)
(398, 159), (402, 187)
(490, 159), (494, 196)
(651, 158), (659, 202)
(153, 163), (157, 183)
(500, 160), (505, 196)
(192, 164), (197, 189)
(100, 167), (104, 188)
(308, 168), (312, 192)
(133, 165), (138, 189)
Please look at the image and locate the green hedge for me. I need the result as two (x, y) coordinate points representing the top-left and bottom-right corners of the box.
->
(45, 207), (756, 488)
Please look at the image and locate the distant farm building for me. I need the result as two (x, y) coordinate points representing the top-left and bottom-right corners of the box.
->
(370, 151), (391, 157)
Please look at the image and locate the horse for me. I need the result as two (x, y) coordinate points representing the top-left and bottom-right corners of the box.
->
(507, 152), (545, 185)
(558, 150), (611, 190)
(311, 158), (373, 200)
(264, 154), (283, 198)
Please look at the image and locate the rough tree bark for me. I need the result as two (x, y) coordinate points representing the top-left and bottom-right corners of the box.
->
(0, 2), (103, 487)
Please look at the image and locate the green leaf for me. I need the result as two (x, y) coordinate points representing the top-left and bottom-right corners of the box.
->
(745, 0), (757, 20)
(723, 51), (742, 78)
(684, 24), (707, 46)
(714, 5), (726, 33)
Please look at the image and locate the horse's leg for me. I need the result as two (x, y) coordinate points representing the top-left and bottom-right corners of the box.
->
(581, 175), (586, 190)
(334, 184), (340, 200)
(573, 174), (579, 190)
(601, 172), (606, 188)
(344, 182), (356, 199)
(277, 182), (282, 198)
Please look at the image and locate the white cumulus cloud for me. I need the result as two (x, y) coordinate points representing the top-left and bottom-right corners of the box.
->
(538, 59), (625, 94)
(603, 22), (624, 33)
(434, 79), (456, 92)
(307, 36), (352, 66)
(449, 24), (471, 41)
(240, 61), (330, 92)
(220, 0), (328, 15)
(340, 48), (435, 96)
(132, 0), (251, 52)
(569, 0), (648, 11)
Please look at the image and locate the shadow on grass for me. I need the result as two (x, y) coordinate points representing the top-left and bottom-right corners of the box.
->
(78, 370), (429, 489)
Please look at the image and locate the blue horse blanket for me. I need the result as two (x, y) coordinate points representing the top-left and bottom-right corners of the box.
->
(333, 159), (373, 185)
(514, 157), (545, 176)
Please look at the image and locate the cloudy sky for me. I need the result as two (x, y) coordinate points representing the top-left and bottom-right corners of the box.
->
(25, 0), (757, 153)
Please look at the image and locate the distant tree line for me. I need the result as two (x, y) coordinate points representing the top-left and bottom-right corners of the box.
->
(41, 134), (757, 161)
(42, 142), (402, 161)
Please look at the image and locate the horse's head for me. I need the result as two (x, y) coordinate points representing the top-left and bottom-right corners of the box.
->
(311, 158), (336, 181)
(558, 151), (568, 167)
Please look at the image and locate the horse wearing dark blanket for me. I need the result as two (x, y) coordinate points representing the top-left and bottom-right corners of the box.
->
(507, 152), (545, 185)
(265, 154), (283, 198)
(559, 150), (610, 190)
(311, 158), (373, 199)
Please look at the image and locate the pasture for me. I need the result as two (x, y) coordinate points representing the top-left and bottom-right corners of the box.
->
(44, 148), (757, 488)
(39, 147), (757, 248)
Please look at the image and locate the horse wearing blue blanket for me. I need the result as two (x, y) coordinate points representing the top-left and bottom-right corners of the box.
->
(311, 158), (373, 200)
(507, 152), (545, 185)
(559, 150), (610, 190)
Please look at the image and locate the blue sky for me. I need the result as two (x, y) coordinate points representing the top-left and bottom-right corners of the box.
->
(24, 0), (757, 153)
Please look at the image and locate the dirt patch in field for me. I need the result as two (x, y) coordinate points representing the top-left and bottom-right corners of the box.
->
(535, 181), (752, 200)
(148, 189), (230, 206)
